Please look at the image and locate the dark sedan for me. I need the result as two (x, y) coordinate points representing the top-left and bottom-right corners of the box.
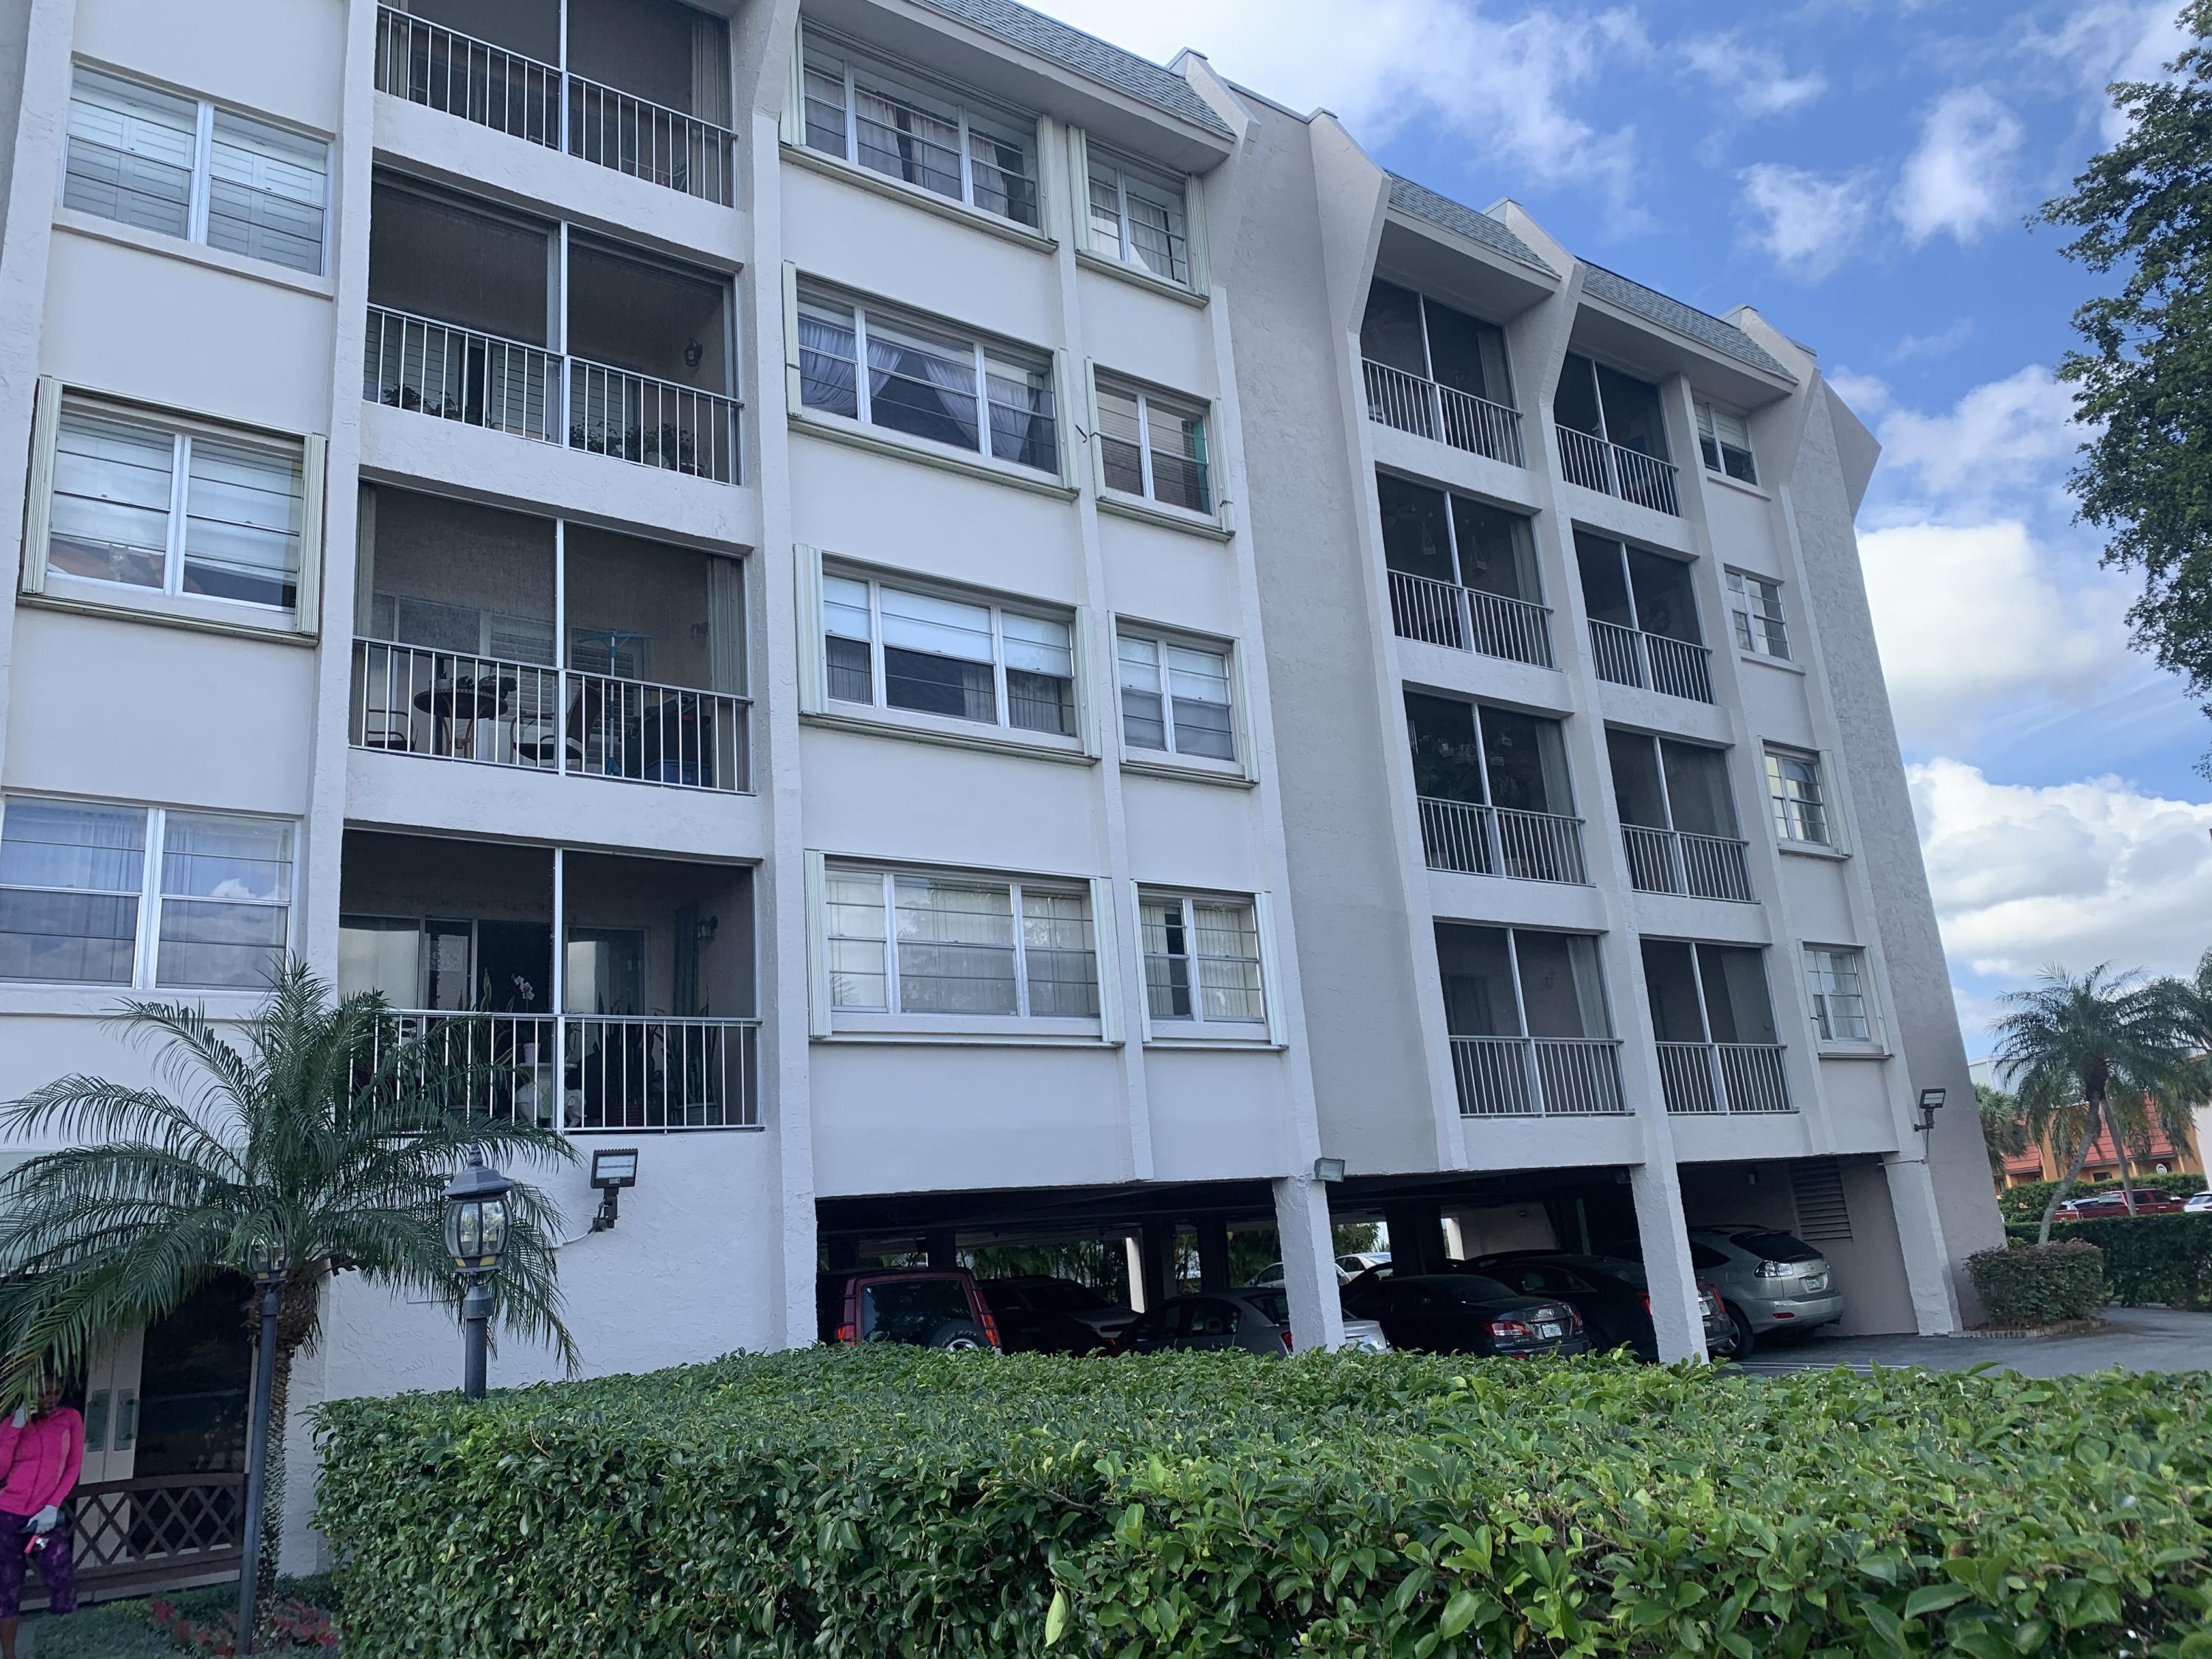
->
(1340, 1271), (1590, 1357)
(977, 1279), (1121, 1354)
(1473, 1253), (1734, 1360)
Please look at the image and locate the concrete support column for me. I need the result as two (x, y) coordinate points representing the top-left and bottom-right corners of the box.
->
(1195, 1216), (1231, 1292)
(1138, 1219), (1176, 1313)
(1382, 1200), (1444, 1275)
(1122, 1234), (1148, 1313)
(1630, 1162), (1707, 1363)
(1882, 1156), (1963, 1335)
(1271, 1175), (1346, 1352)
(924, 1230), (958, 1270)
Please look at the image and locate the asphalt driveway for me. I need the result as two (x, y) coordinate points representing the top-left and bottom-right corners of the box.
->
(1733, 1305), (2212, 1377)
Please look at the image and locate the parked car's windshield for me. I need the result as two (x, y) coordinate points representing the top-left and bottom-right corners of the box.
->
(1242, 1289), (1290, 1326)
(1020, 1280), (1110, 1312)
(1732, 1231), (1821, 1262)
(860, 1279), (971, 1343)
(1688, 1243), (1730, 1270)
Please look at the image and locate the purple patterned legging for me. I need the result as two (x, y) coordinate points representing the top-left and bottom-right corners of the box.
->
(0, 1510), (74, 1618)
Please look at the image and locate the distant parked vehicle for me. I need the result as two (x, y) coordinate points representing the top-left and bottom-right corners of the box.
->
(2184, 1192), (2212, 1214)
(2054, 1188), (2187, 1220)
(818, 1268), (999, 1351)
(1472, 1252), (1735, 1360)
(1248, 1251), (1391, 1287)
(1119, 1289), (1391, 1355)
(976, 1276), (1138, 1347)
(1681, 1226), (1845, 1357)
(1340, 1271), (1590, 1358)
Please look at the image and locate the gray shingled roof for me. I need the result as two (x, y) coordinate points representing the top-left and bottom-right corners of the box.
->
(1579, 265), (1792, 379)
(1385, 175), (1554, 275)
(914, 0), (1233, 136)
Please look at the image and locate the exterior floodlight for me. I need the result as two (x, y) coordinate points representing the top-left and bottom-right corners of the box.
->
(589, 1147), (640, 1233)
(1313, 1157), (1346, 1184)
(1917, 1087), (1947, 1135)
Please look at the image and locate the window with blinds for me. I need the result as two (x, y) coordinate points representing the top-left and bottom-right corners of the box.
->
(821, 568), (1077, 740)
(823, 864), (1099, 1024)
(1139, 890), (1265, 1029)
(1095, 376), (1211, 513)
(1116, 631), (1236, 765)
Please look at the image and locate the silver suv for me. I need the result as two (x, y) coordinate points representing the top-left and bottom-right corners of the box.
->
(1687, 1226), (1843, 1356)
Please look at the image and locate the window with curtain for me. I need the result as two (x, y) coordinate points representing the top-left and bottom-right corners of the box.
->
(799, 35), (1040, 228)
(822, 570), (1076, 739)
(1088, 152), (1190, 285)
(1095, 376), (1211, 512)
(1117, 632), (1236, 763)
(1726, 570), (1790, 661)
(0, 798), (292, 989)
(824, 865), (1098, 1022)
(1140, 891), (1264, 1029)
(1695, 398), (1758, 484)
(797, 285), (1058, 473)
(46, 399), (305, 616)
(1764, 748), (1832, 846)
(64, 67), (327, 275)
(1804, 946), (1873, 1043)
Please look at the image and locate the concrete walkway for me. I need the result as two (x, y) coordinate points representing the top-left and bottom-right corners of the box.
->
(1732, 1306), (2212, 1377)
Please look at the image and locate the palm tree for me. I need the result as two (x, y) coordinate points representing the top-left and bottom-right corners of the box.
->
(0, 963), (577, 1624)
(1991, 964), (2198, 1243)
(1975, 1082), (2031, 1179)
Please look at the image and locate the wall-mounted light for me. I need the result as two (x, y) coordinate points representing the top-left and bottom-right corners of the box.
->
(589, 1147), (640, 1232)
(1312, 1157), (1346, 1184)
(1917, 1087), (1947, 1135)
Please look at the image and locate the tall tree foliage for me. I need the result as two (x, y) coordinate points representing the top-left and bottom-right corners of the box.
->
(2039, 3), (2212, 770)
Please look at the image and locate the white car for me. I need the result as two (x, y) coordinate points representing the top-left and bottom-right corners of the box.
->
(2185, 1192), (2212, 1214)
(1249, 1251), (1392, 1287)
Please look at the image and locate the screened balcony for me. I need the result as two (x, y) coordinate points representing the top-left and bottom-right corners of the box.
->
(1406, 692), (1585, 884)
(372, 0), (736, 204)
(1377, 474), (1551, 667)
(1554, 352), (1679, 515)
(349, 487), (748, 791)
(1641, 939), (1790, 1115)
(1574, 531), (1713, 703)
(1607, 731), (1752, 902)
(364, 176), (740, 482)
(1360, 280), (1523, 465)
(1436, 922), (1624, 1117)
(339, 832), (758, 1132)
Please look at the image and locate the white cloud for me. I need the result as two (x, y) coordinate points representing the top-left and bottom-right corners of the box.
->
(1825, 366), (1892, 420)
(1860, 521), (2129, 745)
(1893, 86), (2025, 246)
(2031, 0), (2191, 139)
(1886, 318), (1975, 363)
(1022, 0), (1649, 209)
(1871, 364), (2082, 520)
(1678, 33), (1826, 117)
(1910, 759), (2212, 982)
(1736, 162), (1880, 281)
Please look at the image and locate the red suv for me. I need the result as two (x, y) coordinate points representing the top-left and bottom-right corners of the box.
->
(2054, 1189), (2185, 1220)
(817, 1267), (1001, 1351)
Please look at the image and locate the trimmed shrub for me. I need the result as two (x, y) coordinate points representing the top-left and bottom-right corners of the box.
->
(1995, 1171), (2204, 1225)
(2008, 1211), (2212, 1309)
(317, 1346), (2212, 1658)
(1968, 1239), (2107, 1324)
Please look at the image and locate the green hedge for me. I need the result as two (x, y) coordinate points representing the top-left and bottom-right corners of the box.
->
(1995, 1171), (2203, 1225)
(1967, 1239), (2107, 1324)
(317, 1347), (2212, 1658)
(2007, 1212), (2212, 1310)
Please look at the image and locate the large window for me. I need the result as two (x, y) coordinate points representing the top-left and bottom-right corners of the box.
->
(1116, 630), (1235, 764)
(37, 393), (310, 622)
(0, 798), (293, 989)
(799, 35), (1040, 228)
(1096, 376), (1211, 512)
(64, 67), (328, 274)
(1804, 946), (1874, 1044)
(1727, 570), (1790, 661)
(824, 865), (1098, 1021)
(822, 569), (1076, 738)
(1139, 891), (1264, 1031)
(1695, 398), (1758, 484)
(797, 285), (1058, 473)
(1086, 151), (1190, 285)
(1764, 748), (1832, 847)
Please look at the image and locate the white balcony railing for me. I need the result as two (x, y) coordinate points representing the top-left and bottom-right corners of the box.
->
(1656, 1040), (1792, 1115)
(1363, 359), (1525, 466)
(1418, 799), (1587, 884)
(1586, 619), (1715, 703)
(377, 1011), (760, 1131)
(1621, 826), (1754, 902)
(1417, 796), (1497, 877)
(351, 640), (751, 793)
(1555, 424), (1682, 515)
(1386, 570), (1555, 667)
(366, 307), (744, 484)
(1450, 1036), (1627, 1117)
(374, 8), (736, 205)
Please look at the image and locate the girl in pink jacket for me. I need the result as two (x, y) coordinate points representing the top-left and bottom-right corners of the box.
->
(0, 1376), (83, 1658)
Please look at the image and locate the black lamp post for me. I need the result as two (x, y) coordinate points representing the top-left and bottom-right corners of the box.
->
(236, 1235), (286, 1655)
(444, 1155), (512, 1400)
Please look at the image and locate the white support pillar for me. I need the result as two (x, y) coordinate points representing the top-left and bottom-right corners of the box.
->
(1630, 1161), (1708, 1363)
(1882, 1156), (1962, 1335)
(1271, 1174), (1346, 1353)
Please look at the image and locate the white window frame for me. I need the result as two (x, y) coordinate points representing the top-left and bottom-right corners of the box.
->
(1084, 146), (1193, 288)
(1135, 886), (1274, 1042)
(1726, 568), (1790, 661)
(22, 378), (324, 636)
(818, 563), (1084, 751)
(1694, 397), (1758, 485)
(1764, 746), (1834, 849)
(1113, 625), (1243, 776)
(1092, 371), (1213, 515)
(59, 65), (330, 276)
(818, 860), (1104, 1038)
(1804, 945), (1877, 1046)
(796, 27), (1042, 231)
(0, 794), (297, 992)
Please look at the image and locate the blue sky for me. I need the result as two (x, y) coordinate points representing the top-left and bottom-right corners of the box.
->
(1029, 0), (2212, 1055)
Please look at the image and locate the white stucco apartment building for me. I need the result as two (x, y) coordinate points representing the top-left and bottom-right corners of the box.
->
(0, 0), (2004, 1570)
